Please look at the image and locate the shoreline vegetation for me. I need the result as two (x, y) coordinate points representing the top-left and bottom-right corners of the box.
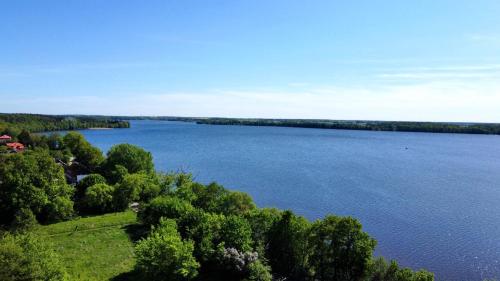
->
(0, 114), (435, 280)
(3, 113), (500, 135)
(131, 116), (500, 135)
(0, 113), (130, 135)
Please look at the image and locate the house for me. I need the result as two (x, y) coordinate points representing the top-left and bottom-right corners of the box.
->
(0, 135), (12, 144)
(6, 142), (25, 152)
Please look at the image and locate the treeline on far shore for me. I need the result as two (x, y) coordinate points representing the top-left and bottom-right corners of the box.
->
(0, 113), (130, 134)
(193, 118), (500, 135)
(102, 115), (500, 135)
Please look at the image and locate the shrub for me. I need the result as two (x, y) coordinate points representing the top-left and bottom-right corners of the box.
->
(135, 219), (199, 281)
(0, 149), (74, 226)
(113, 173), (160, 211)
(75, 173), (107, 200)
(0, 233), (68, 281)
(139, 196), (195, 226)
(82, 183), (115, 214)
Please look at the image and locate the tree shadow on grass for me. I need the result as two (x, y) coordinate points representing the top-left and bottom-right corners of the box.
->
(110, 269), (143, 281)
(123, 223), (149, 243)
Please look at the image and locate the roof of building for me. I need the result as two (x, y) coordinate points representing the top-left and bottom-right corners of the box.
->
(6, 142), (25, 149)
(0, 135), (12, 139)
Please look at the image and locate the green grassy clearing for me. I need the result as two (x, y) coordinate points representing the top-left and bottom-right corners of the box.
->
(33, 211), (147, 281)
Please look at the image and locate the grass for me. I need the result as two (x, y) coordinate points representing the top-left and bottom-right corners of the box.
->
(33, 211), (147, 281)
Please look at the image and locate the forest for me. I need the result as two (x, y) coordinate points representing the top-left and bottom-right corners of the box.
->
(0, 117), (434, 281)
(193, 118), (500, 135)
(0, 113), (130, 134)
(102, 115), (500, 135)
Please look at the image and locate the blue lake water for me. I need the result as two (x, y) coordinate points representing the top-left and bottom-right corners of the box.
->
(78, 120), (500, 281)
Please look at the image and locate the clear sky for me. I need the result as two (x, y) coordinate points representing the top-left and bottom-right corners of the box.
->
(1, 1), (500, 122)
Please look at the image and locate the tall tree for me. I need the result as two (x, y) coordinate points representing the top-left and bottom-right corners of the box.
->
(0, 150), (74, 227)
(63, 132), (104, 172)
(267, 210), (311, 280)
(102, 144), (154, 183)
(309, 216), (377, 281)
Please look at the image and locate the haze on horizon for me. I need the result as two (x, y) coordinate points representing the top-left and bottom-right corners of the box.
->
(1, 1), (500, 122)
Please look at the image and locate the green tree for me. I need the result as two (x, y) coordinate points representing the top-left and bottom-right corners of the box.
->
(82, 183), (115, 214)
(178, 210), (225, 263)
(309, 216), (377, 281)
(190, 182), (228, 212)
(247, 260), (273, 281)
(63, 132), (104, 172)
(107, 164), (129, 184)
(113, 173), (160, 210)
(17, 129), (33, 147)
(0, 150), (74, 226)
(47, 133), (64, 150)
(245, 208), (282, 255)
(0, 233), (68, 281)
(220, 191), (256, 215)
(139, 196), (195, 226)
(368, 258), (434, 281)
(220, 215), (253, 252)
(267, 210), (312, 280)
(102, 144), (154, 182)
(135, 219), (199, 281)
(75, 173), (107, 201)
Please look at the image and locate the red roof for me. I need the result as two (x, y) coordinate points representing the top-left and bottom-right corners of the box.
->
(6, 142), (24, 150)
(0, 135), (12, 139)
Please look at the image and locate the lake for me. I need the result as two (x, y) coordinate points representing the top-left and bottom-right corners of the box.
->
(78, 120), (500, 281)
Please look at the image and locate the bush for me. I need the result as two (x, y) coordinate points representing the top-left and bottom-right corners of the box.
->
(247, 260), (273, 281)
(113, 173), (160, 211)
(368, 257), (434, 281)
(220, 215), (253, 252)
(82, 183), (115, 214)
(135, 219), (199, 281)
(139, 196), (195, 226)
(75, 173), (107, 201)
(0, 233), (68, 281)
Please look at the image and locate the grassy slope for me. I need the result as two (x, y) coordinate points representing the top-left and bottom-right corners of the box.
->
(33, 211), (145, 281)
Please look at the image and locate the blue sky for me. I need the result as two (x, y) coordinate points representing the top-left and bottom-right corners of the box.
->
(1, 1), (500, 122)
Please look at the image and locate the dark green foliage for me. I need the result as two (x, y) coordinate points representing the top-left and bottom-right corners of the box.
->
(82, 183), (115, 214)
(177, 182), (255, 216)
(17, 130), (33, 147)
(135, 219), (199, 281)
(113, 173), (160, 211)
(75, 173), (107, 201)
(139, 196), (195, 226)
(220, 215), (253, 252)
(0, 233), (68, 280)
(178, 210), (225, 263)
(267, 210), (312, 280)
(0, 149), (74, 226)
(247, 260), (273, 281)
(63, 132), (104, 172)
(245, 208), (282, 254)
(0, 113), (129, 133)
(195, 117), (500, 135)
(309, 216), (377, 281)
(220, 191), (256, 215)
(102, 144), (154, 182)
(368, 258), (434, 281)
(189, 182), (228, 212)
(107, 164), (129, 184)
